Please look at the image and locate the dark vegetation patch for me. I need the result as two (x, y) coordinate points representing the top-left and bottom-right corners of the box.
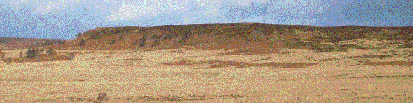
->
(25, 54), (73, 62)
(363, 61), (412, 66)
(348, 75), (413, 79)
(126, 94), (245, 102)
(398, 41), (413, 48)
(347, 54), (393, 59)
(87, 57), (96, 60)
(3, 54), (74, 64)
(2, 47), (77, 64)
(34, 98), (63, 102)
(318, 54), (394, 63)
(48, 91), (65, 95)
(330, 74), (413, 79)
(280, 51), (292, 54)
(67, 96), (98, 102)
(319, 58), (341, 62)
(208, 60), (318, 68)
(126, 95), (209, 102)
(123, 58), (144, 61)
(65, 94), (245, 102)
(253, 57), (272, 61)
(352, 95), (412, 101)
(163, 59), (318, 68)
(0, 78), (39, 82)
(170, 49), (183, 53)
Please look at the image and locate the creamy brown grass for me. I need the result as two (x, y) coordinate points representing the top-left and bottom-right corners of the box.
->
(1, 48), (413, 102)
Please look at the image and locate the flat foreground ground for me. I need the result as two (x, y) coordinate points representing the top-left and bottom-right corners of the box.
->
(0, 47), (413, 102)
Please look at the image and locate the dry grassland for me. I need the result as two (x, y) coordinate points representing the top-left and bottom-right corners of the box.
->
(0, 46), (412, 102)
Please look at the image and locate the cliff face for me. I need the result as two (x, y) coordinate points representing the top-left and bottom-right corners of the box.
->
(61, 23), (285, 52)
(40, 23), (413, 54)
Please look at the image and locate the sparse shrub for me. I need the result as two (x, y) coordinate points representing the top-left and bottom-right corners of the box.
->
(97, 93), (108, 102)
(76, 32), (82, 38)
(39, 48), (45, 53)
(399, 41), (413, 48)
(132, 41), (138, 45)
(139, 34), (147, 47)
(46, 48), (56, 55)
(79, 39), (86, 46)
(109, 40), (116, 44)
(3, 57), (12, 64)
(26, 47), (39, 58)
(58, 41), (65, 44)
(43, 40), (53, 45)
(0, 50), (4, 60)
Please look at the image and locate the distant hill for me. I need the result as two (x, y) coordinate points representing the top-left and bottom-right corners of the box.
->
(15, 22), (413, 54)
(0, 37), (66, 50)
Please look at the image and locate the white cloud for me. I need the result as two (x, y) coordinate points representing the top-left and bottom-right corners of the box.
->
(102, 0), (330, 25)
(106, 0), (192, 22)
(107, 4), (146, 21)
(34, 1), (61, 14)
(32, 0), (81, 14)
(270, 0), (330, 16)
(233, 0), (268, 6)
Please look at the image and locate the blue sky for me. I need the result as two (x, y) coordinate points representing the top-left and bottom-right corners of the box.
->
(0, 0), (412, 40)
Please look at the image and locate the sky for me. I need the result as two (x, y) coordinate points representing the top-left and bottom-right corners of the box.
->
(0, 0), (412, 40)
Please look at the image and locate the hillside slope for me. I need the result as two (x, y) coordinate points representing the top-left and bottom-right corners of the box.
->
(0, 37), (66, 50)
(43, 23), (413, 54)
